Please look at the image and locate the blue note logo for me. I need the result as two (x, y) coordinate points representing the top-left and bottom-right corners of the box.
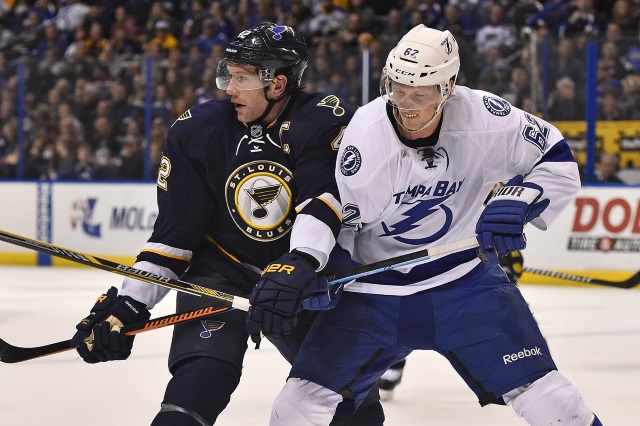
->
(200, 320), (225, 338)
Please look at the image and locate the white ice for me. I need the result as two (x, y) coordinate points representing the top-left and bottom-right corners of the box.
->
(0, 265), (637, 425)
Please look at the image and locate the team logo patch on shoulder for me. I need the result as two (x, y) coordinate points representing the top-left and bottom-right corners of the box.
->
(317, 95), (345, 116)
(340, 146), (362, 176)
(483, 96), (511, 117)
(225, 161), (295, 241)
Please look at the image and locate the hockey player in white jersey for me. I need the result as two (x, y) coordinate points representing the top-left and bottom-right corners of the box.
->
(261, 25), (603, 425)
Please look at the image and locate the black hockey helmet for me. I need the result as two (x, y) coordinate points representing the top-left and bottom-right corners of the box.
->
(216, 23), (308, 91)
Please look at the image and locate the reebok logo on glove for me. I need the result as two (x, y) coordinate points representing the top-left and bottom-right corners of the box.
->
(262, 263), (296, 274)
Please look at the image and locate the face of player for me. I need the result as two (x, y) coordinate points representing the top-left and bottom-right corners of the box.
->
(391, 82), (443, 131)
(225, 64), (271, 123)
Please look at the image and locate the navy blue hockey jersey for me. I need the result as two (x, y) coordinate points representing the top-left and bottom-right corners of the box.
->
(121, 91), (353, 305)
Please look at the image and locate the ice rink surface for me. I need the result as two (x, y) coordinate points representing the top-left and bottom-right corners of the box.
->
(0, 265), (638, 425)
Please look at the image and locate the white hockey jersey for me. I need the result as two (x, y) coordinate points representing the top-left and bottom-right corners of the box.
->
(336, 86), (580, 295)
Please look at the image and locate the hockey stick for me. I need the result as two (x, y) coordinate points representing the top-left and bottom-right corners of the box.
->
(0, 229), (478, 309)
(0, 233), (478, 363)
(523, 266), (640, 289)
(0, 305), (229, 363)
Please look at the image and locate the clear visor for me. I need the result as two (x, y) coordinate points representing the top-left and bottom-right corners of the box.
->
(380, 71), (444, 111)
(215, 60), (275, 91)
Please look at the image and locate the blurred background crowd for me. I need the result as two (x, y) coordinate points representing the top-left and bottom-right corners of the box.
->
(0, 0), (639, 183)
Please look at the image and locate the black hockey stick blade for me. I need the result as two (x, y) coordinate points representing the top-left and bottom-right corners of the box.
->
(0, 229), (250, 311)
(0, 305), (230, 363)
(523, 267), (640, 289)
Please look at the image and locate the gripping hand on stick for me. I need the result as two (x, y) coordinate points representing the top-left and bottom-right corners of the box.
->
(475, 175), (549, 265)
(70, 287), (150, 363)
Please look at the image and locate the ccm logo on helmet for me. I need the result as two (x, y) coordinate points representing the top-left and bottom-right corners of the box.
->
(396, 69), (415, 76)
(503, 346), (543, 364)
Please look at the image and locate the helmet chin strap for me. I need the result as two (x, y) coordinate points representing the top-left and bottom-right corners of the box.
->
(394, 96), (448, 133)
(248, 81), (293, 125)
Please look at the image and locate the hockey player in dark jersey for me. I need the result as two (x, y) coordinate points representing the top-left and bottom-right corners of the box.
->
(69, 23), (383, 425)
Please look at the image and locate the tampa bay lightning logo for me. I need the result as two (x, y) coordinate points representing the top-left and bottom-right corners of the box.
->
(380, 195), (453, 245)
(340, 145), (362, 176)
(270, 26), (287, 40)
(483, 96), (511, 117)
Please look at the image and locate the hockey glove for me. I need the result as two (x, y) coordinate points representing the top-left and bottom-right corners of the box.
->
(301, 244), (361, 310)
(499, 250), (524, 284)
(70, 286), (150, 363)
(247, 251), (327, 344)
(476, 175), (549, 265)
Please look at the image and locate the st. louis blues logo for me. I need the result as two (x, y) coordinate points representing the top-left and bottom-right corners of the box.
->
(270, 26), (287, 40)
(340, 145), (362, 176)
(200, 320), (225, 338)
(483, 96), (511, 117)
(225, 161), (295, 241)
(381, 195), (453, 245)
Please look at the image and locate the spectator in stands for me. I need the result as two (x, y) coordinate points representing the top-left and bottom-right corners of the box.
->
(548, 76), (585, 121)
(350, 0), (380, 33)
(209, 1), (235, 41)
(550, 37), (586, 90)
(474, 2), (517, 57)
(143, 1), (178, 42)
(378, 8), (404, 48)
(557, 0), (607, 38)
(193, 18), (228, 54)
(600, 40), (631, 80)
(345, 12), (368, 46)
(234, 0), (256, 35)
(51, 134), (78, 179)
(90, 115), (118, 157)
(63, 25), (88, 62)
(610, 0), (640, 36)
(595, 152), (625, 183)
(0, 117), (18, 178)
(182, 0), (209, 43)
(307, 0), (348, 41)
(597, 87), (626, 120)
(116, 134), (144, 180)
(619, 73), (640, 119)
(500, 65), (530, 109)
(75, 142), (96, 180)
(147, 19), (179, 57)
(53, 0), (90, 35)
(110, 6), (141, 53)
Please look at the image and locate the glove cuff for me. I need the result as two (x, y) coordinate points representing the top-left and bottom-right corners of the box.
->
(111, 296), (151, 325)
(489, 184), (541, 205)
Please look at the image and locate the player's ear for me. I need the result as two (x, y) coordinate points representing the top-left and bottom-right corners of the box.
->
(269, 75), (288, 98)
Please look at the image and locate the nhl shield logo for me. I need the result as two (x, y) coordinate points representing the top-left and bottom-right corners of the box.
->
(251, 125), (263, 138)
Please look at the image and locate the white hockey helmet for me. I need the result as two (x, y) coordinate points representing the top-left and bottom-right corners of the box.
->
(381, 25), (460, 109)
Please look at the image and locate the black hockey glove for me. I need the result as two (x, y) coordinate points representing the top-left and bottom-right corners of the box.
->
(247, 251), (327, 345)
(476, 175), (549, 265)
(499, 250), (524, 284)
(300, 244), (361, 310)
(70, 287), (150, 363)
